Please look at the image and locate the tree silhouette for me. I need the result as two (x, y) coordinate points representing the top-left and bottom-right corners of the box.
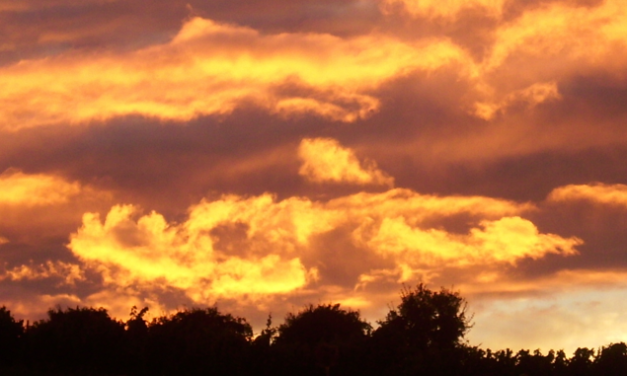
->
(567, 347), (595, 376)
(553, 349), (569, 376)
(594, 342), (627, 376)
(0, 306), (24, 368)
(0, 287), (625, 376)
(145, 307), (252, 376)
(515, 349), (554, 376)
(23, 306), (125, 374)
(273, 303), (371, 376)
(371, 284), (472, 376)
(126, 306), (150, 374)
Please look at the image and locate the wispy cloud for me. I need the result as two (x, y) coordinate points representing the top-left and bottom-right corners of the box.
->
(0, 169), (81, 206)
(548, 183), (627, 208)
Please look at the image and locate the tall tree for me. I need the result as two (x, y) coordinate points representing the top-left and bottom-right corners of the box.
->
(273, 303), (371, 376)
(372, 284), (472, 376)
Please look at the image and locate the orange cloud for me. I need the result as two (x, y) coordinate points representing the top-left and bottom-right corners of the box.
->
(363, 216), (579, 268)
(0, 169), (81, 206)
(383, 0), (627, 121)
(2, 1), (626, 133)
(547, 183), (627, 207)
(69, 202), (319, 303)
(470, 0), (627, 119)
(82, 289), (168, 321)
(474, 81), (561, 120)
(68, 186), (579, 308)
(484, 1), (627, 71)
(380, 0), (505, 19)
(458, 268), (627, 298)
(325, 188), (532, 220)
(0, 17), (471, 131)
(0, 169), (114, 244)
(0, 261), (85, 286)
(298, 138), (394, 186)
(0, 293), (83, 320)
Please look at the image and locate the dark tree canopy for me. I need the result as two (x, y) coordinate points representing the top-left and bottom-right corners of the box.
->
(145, 307), (252, 376)
(24, 306), (126, 373)
(595, 343), (627, 376)
(371, 284), (472, 376)
(0, 306), (23, 367)
(275, 303), (371, 347)
(376, 283), (471, 350)
(273, 303), (372, 376)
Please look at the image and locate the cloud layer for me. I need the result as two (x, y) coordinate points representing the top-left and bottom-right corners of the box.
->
(1, 0), (627, 353)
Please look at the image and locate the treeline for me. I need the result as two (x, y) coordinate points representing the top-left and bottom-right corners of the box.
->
(1, 284), (625, 376)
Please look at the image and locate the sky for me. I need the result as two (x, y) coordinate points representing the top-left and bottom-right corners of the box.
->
(1, 0), (627, 354)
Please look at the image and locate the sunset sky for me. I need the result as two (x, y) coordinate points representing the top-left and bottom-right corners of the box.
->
(2, 0), (627, 353)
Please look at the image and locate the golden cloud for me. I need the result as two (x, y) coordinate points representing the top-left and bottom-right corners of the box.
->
(0, 170), (114, 244)
(325, 188), (532, 220)
(547, 183), (627, 208)
(362, 216), (579, 267)
(68, 187), (579, 306)
(0, 17), (471, 131)
(69, 202), (319, 303)
(0, 261), (85, 286)
(1, 1), (626, 132)
(470, 0), (627, 118)
(384, 0), (627, 120)
(0, 169), (81, 206)
(298, 138), (394, 186)
(485, 1), (627, 70)
(474, 81), (561, 120)
(380, 0), (505, 19)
